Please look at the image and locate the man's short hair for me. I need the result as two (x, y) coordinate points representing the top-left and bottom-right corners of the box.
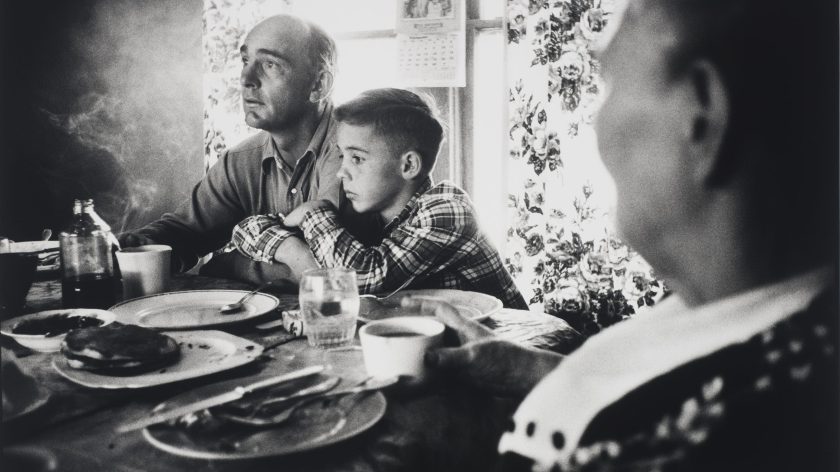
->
(335, 88), (444, 174)
(304, 20), (336, 96)
(647, 0), (838, 267)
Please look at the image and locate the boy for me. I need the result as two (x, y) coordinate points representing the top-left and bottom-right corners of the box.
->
(233, 88), (527, 309)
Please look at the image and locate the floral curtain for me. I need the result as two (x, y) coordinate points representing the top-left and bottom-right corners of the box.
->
(504, 0), (663, 337)
(203, 0), (292, 172)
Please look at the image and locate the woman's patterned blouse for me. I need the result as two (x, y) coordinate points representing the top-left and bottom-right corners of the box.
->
(500, 289), (838, 472)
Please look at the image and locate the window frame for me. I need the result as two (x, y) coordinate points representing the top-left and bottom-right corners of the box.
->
(331, 0), (504, 194)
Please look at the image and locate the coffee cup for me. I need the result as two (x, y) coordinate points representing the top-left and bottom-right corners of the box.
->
(0, 253), (37, 319)
(359, 316), (445, 384)
(115, 245), (172, 299)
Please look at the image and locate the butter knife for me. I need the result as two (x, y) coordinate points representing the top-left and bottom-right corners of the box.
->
(115, 365), (325, 433)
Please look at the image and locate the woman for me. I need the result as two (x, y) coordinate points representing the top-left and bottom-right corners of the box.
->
(407, 0), (838, 470)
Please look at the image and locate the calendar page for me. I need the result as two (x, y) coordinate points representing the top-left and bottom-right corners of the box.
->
(396, 0), (466, 87)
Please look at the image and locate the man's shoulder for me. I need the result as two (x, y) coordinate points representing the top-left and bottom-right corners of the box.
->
(211, 132), (273, 175)
(313, 117), (341, 169)
(226, 131), (272, 157)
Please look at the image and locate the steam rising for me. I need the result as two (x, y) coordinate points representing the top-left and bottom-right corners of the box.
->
(43, 0), (202, 232)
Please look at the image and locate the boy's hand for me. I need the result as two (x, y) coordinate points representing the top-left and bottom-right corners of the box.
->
(283, 200), (335, 227)
(231, 214), (293, 263)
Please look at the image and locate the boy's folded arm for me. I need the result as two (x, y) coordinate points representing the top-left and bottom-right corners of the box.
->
(298, 205), (344, 241)
(231, 214), (319, 282)
(298, 198), (473, 294)
(231, 214), (296, 263)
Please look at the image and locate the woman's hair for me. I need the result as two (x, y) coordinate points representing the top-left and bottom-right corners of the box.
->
(335, 88), (445, 173)
(651, 0), (838, 269)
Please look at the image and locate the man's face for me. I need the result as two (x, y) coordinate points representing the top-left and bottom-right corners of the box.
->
(336, 123), (406, 219)
(593, 1), (690, 256)
(239, 17), (317, 132)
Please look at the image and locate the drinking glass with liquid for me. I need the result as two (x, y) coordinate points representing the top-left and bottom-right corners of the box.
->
(299, 268), (359, 348)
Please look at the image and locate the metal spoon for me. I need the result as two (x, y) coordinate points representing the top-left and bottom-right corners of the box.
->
(220, 282), (271, 314)
(359, 275), (416, 302)
(358, 277), (417, 321)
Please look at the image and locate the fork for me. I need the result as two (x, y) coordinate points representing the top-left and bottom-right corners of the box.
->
(225, 376), (397, 427)
(217, 376), (340, 424)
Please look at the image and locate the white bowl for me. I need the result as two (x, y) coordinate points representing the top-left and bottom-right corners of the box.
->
(359, 316), (445, 383)
(0, 309), (116, 352)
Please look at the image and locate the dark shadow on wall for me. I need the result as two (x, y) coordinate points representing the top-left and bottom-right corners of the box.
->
(0, 0), (203, 241)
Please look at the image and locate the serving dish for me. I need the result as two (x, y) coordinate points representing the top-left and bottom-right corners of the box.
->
(143, 374), (387, 459)
(52, 330), (263, 389)
(0, 309), (116, 352)
(358, 289), (500, 323)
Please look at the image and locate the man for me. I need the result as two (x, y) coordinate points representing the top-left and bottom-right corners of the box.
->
(405, 0), (838, 470)
(120, 15), (373, 284)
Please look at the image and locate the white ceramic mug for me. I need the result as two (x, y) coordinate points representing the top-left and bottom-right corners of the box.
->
(115, 245), (172, 299)
(359, 316), (445, 383)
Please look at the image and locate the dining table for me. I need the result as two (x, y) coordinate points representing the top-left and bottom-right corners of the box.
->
(2, 274), (582, 472)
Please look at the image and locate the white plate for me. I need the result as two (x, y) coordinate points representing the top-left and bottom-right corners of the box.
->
(109, 290), (280, 329)
(0, 309), (116, 353)
(8, 241), (59, 253)
(51, 330), (264, 389)
(358, 289), (501, 323)
(143, 375), (387, 459)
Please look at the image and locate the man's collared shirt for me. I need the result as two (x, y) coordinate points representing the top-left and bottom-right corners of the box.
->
(136, 103), (345, 270)
(299, 179), (529, 309)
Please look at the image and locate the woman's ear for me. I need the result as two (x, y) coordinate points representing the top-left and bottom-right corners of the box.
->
(400, 151), (424, 180)
(309, 69), (334, 103)
(684, 59), (730, 186)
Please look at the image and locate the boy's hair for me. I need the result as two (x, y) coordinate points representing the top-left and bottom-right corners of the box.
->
(335, 88), (444, 174)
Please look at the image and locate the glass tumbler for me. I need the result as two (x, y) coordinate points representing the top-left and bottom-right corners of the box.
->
(299, 268), (360, 348)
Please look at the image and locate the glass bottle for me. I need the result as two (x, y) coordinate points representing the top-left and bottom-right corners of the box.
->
(59, 199), (118, 308)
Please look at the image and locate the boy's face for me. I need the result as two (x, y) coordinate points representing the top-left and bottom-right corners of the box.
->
(336, 123), (407, 220)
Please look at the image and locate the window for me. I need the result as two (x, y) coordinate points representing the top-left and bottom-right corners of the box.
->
(205, 0), (506, 246)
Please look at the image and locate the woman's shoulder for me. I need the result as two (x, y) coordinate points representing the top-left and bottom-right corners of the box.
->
(500, 286), (838, 472)
(573, 287), (839, 471)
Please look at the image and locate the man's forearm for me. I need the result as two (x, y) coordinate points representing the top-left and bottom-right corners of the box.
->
(130, 222), (221, 273)
(273, 237), (320, 283)
(135, 151), (250, 272)
(199, 251), (298, 289)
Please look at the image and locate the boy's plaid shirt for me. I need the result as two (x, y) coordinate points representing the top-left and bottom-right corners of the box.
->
(230, 214), (293, 263)
(299, 179), (528, 309)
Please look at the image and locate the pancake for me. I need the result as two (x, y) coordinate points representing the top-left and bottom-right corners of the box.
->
(61, 323), (180, 376)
